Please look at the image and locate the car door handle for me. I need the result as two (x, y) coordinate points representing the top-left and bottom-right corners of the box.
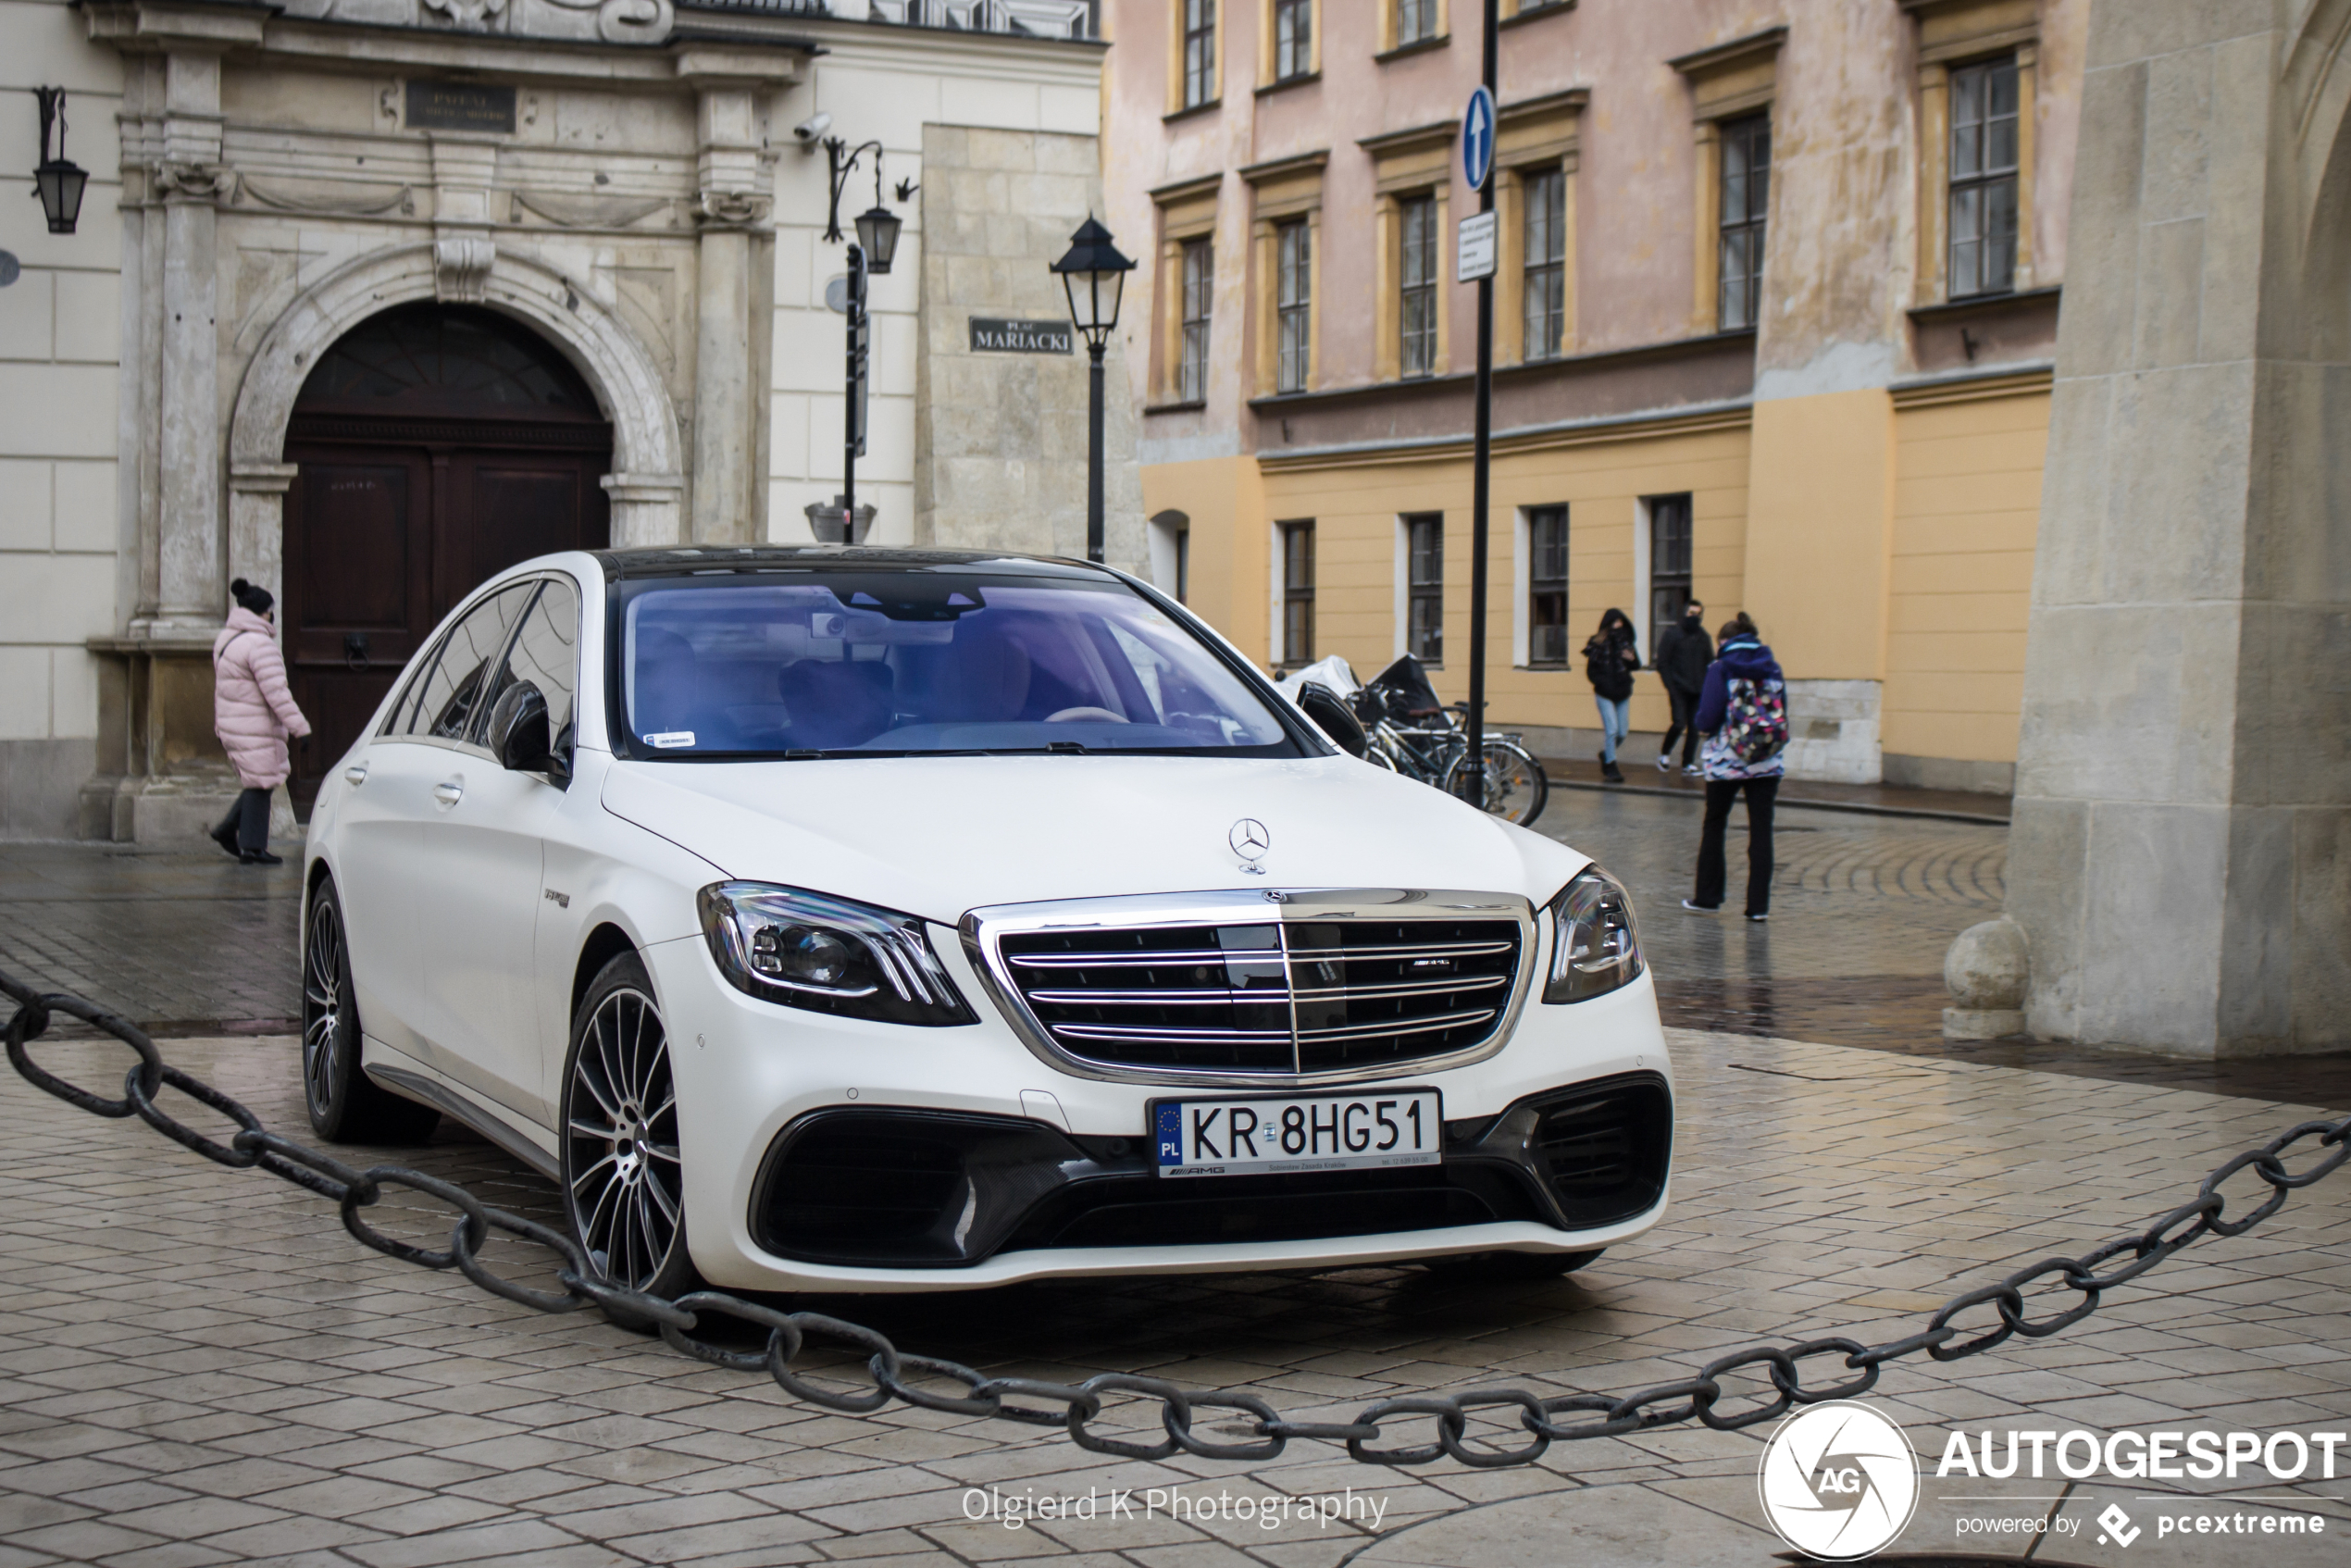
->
(344, 764), (368, 786)
(433, 778), (465, 807)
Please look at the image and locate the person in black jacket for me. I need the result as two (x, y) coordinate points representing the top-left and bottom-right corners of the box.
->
(1652, 600), (1712, 776)
(1582, 607), (1640, 783)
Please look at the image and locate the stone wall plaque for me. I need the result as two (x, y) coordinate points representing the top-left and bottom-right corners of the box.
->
(404, 81), (517, 134)
(968, 317), (1075, 355)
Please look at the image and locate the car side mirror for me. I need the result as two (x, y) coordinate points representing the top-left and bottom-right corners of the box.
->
(487, 680), (567, 786)
(1296, 681), (1368, 758)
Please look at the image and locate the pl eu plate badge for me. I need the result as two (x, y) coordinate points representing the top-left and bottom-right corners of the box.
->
(1155, 1102), (1184, 1168)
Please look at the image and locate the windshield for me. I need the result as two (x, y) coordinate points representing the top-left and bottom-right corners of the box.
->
(614, 569), (1300, 758)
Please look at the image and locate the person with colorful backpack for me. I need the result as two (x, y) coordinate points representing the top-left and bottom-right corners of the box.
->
(1683, 612), (1787, 921)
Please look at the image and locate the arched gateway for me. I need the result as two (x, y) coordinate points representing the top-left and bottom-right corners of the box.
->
(279, 305), (613, 805)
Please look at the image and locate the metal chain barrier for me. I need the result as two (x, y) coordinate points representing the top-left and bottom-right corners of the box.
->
(6, 964), (2349, 1470)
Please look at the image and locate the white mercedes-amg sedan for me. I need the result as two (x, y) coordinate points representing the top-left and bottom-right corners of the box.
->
(301, 546), (1671, 1299)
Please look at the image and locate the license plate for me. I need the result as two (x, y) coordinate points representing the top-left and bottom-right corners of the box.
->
(1151, 1089), (1442, 1177)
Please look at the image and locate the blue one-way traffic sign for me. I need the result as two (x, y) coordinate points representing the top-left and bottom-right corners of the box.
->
(1462, 85), (1497, 192)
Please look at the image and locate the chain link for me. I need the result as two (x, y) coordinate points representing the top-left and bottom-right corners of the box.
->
(6, 964), (2347, 1470)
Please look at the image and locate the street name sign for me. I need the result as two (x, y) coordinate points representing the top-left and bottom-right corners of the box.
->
(968, 317), (1076, 355)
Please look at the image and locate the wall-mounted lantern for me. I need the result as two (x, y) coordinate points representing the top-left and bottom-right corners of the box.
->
(31, 88), (88, 236)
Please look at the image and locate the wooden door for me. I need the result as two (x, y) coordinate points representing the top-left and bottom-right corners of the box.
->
(282, 441), (610, 807)
(283, 448), (434, 806)
(280, 305), (615, 808)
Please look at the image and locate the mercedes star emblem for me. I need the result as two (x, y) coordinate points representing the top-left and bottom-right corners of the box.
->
(1229, 817), (1271, 875)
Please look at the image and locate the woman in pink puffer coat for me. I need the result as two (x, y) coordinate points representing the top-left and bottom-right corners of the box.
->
(209, 578), (311, 865)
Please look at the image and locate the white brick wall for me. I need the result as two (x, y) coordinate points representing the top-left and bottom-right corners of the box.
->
(0, 0), (125, 760)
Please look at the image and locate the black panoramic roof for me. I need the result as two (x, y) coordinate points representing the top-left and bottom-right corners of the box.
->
(595, 545), (1113, 581)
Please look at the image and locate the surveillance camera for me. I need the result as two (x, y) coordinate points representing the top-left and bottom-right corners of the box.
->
(792, 113), (833, 148)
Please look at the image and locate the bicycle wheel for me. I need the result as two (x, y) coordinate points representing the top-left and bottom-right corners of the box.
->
(1362, 742), (1399, 772)
(1444, 740), (1549, 826)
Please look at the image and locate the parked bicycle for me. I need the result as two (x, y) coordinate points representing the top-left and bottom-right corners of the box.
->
(1353, 657), (1549, 827)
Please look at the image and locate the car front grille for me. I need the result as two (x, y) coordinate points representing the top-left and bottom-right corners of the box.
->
(971, 891), (1533, 1082)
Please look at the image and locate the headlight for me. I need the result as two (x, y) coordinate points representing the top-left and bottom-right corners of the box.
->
(1542, 865), (1644, 1003)
(697, 882), (975, 1026)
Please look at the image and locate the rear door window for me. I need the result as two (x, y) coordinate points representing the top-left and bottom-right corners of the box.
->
(390, 583), (534, 743)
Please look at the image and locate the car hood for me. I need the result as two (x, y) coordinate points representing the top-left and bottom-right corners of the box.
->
(600, 753), (1586, 924)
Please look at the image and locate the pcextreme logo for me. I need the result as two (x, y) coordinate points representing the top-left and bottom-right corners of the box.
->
(1757, 1400), (1921, 1561)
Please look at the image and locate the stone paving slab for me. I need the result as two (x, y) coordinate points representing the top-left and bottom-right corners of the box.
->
(2, 1026), (2348, 1565)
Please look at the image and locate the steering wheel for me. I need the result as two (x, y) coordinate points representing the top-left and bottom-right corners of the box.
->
(1045, 706), (1128, 723)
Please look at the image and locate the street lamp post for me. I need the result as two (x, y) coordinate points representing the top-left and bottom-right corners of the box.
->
(1051, 217), (1136, 565)
(819, 137), (906, 543)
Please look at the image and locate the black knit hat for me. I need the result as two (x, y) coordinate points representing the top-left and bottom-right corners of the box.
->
(230, 578), (274, 616)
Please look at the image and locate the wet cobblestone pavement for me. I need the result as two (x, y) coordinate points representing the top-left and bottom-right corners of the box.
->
(3, 1028), (2347, 1567)
(0, 842), (303, 1036)
(1530, 786), (2007, 1052)
(10, 790), (2351, 1103)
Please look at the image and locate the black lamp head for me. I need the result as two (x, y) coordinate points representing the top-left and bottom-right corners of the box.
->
(31, 88), (86, 236)
(1051, 216), (1137, 346)
(853, 204), (902, 275)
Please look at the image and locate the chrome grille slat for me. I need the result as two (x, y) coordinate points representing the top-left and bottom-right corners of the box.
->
(1025, 974), (1511, 1007)
(1008, 939), (1512, 968)
(983, 897), (1529, 1081)
(1052, 1012), (1500, 1047)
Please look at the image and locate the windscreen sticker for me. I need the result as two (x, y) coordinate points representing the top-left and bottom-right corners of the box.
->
(644, 731), (697, 749)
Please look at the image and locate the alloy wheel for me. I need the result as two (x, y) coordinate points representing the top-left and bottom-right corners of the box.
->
(565, 986), (685, 1290)
(302, 897), (345, 1118)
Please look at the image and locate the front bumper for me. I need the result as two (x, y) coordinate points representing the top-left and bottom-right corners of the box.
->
(647, 919), (1673, 1294)
(749, 1074), (1670, 1268)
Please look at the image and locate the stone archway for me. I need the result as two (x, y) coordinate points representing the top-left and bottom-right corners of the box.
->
(277, 303), (619, 806)
(227, 242), (687, 619)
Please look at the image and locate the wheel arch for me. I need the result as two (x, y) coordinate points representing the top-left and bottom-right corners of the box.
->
(572, 922), (641, 1024)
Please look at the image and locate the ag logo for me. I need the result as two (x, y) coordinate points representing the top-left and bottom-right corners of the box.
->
(1757, 1400), (1920, 1561)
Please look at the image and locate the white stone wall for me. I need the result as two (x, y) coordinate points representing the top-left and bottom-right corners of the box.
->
(762, 23), (1108, 546)
(0, 0), (124, 836)
(1780, 678), (1884, 785)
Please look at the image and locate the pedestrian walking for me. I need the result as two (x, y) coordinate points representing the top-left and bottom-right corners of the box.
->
(1683, 612), (1788, 921)
(1653, 600), (1712, 776)
(209, 578), (310, 866)
(1582, 607), (1640, 783)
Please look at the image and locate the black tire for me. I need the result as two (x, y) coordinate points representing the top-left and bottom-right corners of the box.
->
(561, 951), (698, 1304)
(1424, 1248), (1602, 1282)
(303, 879), (441, 1145)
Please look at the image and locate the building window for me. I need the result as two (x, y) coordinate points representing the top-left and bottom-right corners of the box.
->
(1948, 56), (2020, 298)
(1528, 505), (1568, 666)
(1405, 513), (1443, 665)
(1648, 493), (1692, 642)
(1281, 521), (1315, 666)
(1399, 194), (1437, 379)
(1179, 238), (1213, 404)
(1395, 0), (1437, 47)
(1275, 219), (1312, 393)
(1183, 0), (1217, 109)
(1522, 167), (1566, 360)
(1274, 0), (1312, 81)
(1717, 114), (1769, 330)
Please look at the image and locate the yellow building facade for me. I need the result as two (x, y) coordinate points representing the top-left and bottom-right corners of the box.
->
(1104, 0), (2085, 793)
